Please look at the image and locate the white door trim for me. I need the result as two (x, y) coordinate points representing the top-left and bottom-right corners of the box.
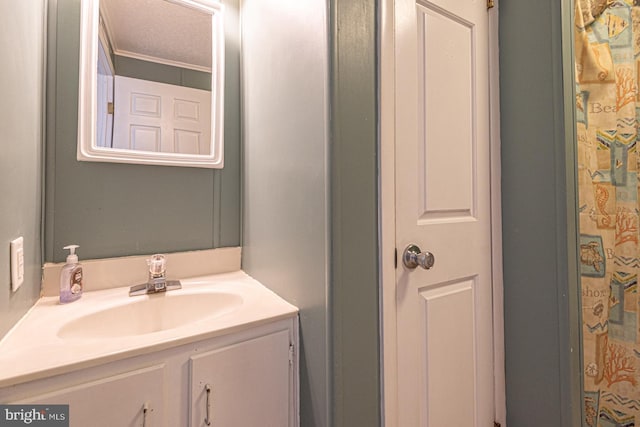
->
(379, 0), (398, 422)
(378, 1), (506, 425)
(488, 3), (506, 425)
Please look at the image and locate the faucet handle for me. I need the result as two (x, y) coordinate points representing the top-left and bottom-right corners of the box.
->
(147, 254), (166, 277)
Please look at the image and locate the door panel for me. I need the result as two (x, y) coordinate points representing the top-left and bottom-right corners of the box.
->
(420, 279), (476, 426)
(16, 365), (166, 427)
(113, 75), (211, 155)
(418, 5), (475, 219)
(189, 330), (292, 427)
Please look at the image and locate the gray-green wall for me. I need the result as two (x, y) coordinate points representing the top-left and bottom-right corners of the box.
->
(240, 0), (330, 425)
(330, 0), (380, 425)
(0, 0), (46, 338)
(45, 0), (240, 263)
(242, 0), (380, 426)
(114, 55), (212, 91)
(499, 0), (581, 425)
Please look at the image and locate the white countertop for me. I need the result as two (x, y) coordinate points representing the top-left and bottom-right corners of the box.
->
(0, 270), (298, 387)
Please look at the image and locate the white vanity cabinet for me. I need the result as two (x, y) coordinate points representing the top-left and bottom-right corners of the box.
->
(0, 317), (298, 427)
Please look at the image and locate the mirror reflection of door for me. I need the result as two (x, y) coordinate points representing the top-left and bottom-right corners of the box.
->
(96, 25), (114, 149)
(97, 0), (213, 155)
(112, 76), (211, 154)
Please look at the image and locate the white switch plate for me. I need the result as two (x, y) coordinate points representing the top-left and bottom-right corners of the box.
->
(10, 237), (24, 292)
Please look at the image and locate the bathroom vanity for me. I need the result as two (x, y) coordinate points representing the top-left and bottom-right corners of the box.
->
(0, 271), (299, 427)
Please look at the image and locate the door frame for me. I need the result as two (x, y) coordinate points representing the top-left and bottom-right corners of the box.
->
(378, 1), (506, 425)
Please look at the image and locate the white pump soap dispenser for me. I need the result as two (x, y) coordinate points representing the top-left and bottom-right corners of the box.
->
(59, 245), (83, 303)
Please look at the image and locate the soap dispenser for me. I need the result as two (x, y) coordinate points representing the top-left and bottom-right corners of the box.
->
(60, 245), (83, 303)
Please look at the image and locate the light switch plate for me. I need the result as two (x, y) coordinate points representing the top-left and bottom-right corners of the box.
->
(10, 237), (24, 292)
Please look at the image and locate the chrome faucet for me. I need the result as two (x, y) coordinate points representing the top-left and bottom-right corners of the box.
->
(147, 254), (168, 292)
(129, 254), (182, 296)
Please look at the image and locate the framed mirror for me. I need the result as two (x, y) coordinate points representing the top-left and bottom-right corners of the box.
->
(78, 0), (224, 168)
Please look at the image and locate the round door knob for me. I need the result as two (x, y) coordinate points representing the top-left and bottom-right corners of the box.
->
(403, 244), (435, 270)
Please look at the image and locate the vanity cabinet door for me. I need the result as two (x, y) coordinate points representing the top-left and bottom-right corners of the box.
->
(190, 329), (292, 427)
(15, 364), (166, 427)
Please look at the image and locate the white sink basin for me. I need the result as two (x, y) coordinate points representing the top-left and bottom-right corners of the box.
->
(58, 291), (243, 339)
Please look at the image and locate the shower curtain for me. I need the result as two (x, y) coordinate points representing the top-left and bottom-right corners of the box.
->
(576, 1), (640, 425)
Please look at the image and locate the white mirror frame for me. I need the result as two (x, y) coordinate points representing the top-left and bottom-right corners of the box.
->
(77, 0), (225, 168)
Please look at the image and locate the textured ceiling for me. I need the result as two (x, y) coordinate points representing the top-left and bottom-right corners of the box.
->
(101, 0), (212, 72)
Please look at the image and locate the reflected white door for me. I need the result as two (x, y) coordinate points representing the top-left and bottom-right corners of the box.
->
(96, 38), (113, 148)
(113, 75), (211, 155)
(394, 0), (495, 425)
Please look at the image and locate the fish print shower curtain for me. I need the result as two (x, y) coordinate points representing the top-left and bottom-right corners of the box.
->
(576, 0), (640, 425)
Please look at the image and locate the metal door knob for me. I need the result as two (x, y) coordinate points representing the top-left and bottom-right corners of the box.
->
(403, 244), (435, 270)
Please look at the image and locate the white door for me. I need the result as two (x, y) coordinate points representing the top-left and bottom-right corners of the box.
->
(96, 37), (114, 149)
(113, 75), (211, 155)
(394, 0), (496, 425)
